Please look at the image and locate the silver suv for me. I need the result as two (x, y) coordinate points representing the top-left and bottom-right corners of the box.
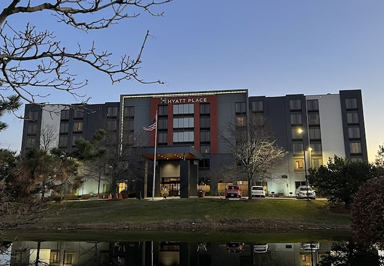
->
(296, 186), (316, 200)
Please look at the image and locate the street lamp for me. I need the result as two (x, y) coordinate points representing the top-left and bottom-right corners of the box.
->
(298, 128), (312, 200)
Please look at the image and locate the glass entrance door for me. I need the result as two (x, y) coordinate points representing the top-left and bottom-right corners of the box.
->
(162, 177), (180, 197)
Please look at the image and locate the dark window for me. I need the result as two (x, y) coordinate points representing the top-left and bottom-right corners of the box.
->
(124, 106), (135, 117)
(347, 112), (359, 124)
(60, 122), (69, 133)
(309, 127), (321, 140)
(28, 110), (39, 121)
(251, 101), (264, 112)
(74, 109), (83, 119)
(293, 143), (304, 154)
(200, 103), (210, 114)
(307, 99), (319, 111)
(290, 113), (302, 125)
(158, 117), (168, 130)
(308, 113), (320, 125)
(61, 110), (70, 120)
(158, 132), (168, 144)
(311, 143), (322, 154)
(345, 98), (358, 109)
(199, 159), (210, 169)
(158, 105), (168, 116)
(173, 104), (194, 115)
(26, 136), (36, 147)
(72, 134), (82, 146)
(59, 135), (68, 147)
(348, 127), (361, 139)
(107, 106), (118, 117)
(235, 102), (246, 113)
(290, 99), (301, 110)
(124, 118), (134, 131)
(200, 131), (210, 142)
(107, 120), (118, 131)
(200, 117), (210, 128)
(27, 123), (38, 134)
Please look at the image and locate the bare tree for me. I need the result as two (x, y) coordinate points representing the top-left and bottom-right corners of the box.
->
(0, 0), (172, 106)
(221, 114), (287, 200)
(40, 124), (57, 151)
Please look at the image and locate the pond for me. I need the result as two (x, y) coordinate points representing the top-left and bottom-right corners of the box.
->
(0, 232), (383, 266)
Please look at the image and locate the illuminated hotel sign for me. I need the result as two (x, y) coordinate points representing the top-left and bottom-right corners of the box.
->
(160, 97), (208, 104)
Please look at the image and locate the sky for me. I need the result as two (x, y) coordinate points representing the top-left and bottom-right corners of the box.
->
(1, 0), (383, 162)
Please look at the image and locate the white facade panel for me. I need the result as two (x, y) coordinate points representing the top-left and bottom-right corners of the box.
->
(307, 95), (346, 162)
(40, 105), (65, 151)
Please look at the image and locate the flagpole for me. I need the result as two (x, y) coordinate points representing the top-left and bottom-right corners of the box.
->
(152, 110), (158, 201)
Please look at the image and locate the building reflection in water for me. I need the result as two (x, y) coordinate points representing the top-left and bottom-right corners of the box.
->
(1, 240), (382, 265)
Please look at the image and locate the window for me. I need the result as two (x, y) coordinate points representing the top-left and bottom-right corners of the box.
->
(308, 113), (320, 125)
(158, 132), (168, 144)
(74, 109), (83, 118)
(159, 105), (168, 116)
(345, 98), (358, 109)
(61, 109), (70, 120)
(173, 117), (194, 128)
(235, 102), (246, 113)
(294, 158), (304, 170)
(200, 103), (210, 114)
(291, 128), (303, 139)
(64, 253), (74, 264)
(124, 106), (135, 117)
(200, 131), (210, 142)
(60, 122), (69, 133)
(72, 134), (82, 146)
(307, 99), (319, 111)
(124, 119), (134, 131)
(200, 117), (210, 128)
(311, 143), (322, 154)
(173, 131), (194, 143)
(347, 112), (359, 124)
(173, 104), (194, 115)
(348, 127), (361, 139)
(73, 121), (83, 132)
(28, 110), (39, 121)
(309, 127), (321, 140)
(290, 113), (302, 125)
(199, 159), (210, 169)
(293, 143), (303, 154)
(311, 158), (323, 169)
(290, 99), (301, 110)
(158, 117), (168, 130)
(201, 145), (211, 153)
(26, 136), (36, 147)
(59, 135), (68, 147)
(27, 123), (38, 134)
(107, 106), (118, 117)
(350, 142), (362, 154)
(107, 120), (118, 131)
(236, 115), (246, 127)
(251, 101), (263, 112)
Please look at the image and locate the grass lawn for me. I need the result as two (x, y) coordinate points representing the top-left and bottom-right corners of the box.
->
(43, 198), (350, 228)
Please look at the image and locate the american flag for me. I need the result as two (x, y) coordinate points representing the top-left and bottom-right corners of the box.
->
(142, 117), (157, 131)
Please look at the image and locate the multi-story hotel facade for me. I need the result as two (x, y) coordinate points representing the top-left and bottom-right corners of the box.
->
(21, 89), (368, 198)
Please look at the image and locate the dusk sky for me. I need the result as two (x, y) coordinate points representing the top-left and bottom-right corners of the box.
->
(1, 0), (383, 162)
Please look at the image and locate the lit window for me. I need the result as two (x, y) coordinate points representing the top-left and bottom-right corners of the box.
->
(73, 121), (83, 132)
(350, 142), (362, 154)
(236, 115), (246, 127)
(295, 159), (304, 170)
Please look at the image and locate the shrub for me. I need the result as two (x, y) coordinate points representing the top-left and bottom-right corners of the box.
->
(351, 176), (384, 248)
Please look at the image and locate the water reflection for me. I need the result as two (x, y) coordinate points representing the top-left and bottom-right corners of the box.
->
(0, 239), (382, 265)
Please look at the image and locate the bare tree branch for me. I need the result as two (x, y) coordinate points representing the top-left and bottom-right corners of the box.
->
(0, 0), (172, 106)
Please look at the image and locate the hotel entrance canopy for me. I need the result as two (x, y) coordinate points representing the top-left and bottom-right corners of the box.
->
(140, 146), (203, 161)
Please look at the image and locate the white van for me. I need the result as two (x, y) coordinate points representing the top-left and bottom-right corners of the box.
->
(251, 186), (265, 198)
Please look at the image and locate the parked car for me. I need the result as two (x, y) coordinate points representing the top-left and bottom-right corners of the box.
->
(296, 186), (316, 200)
(254, 243), (269, 253)
(225, 185), (242, 198)
(301, 242), (320, 252)
(226, 242), (244, 253)
(251, 186), (266, 198)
